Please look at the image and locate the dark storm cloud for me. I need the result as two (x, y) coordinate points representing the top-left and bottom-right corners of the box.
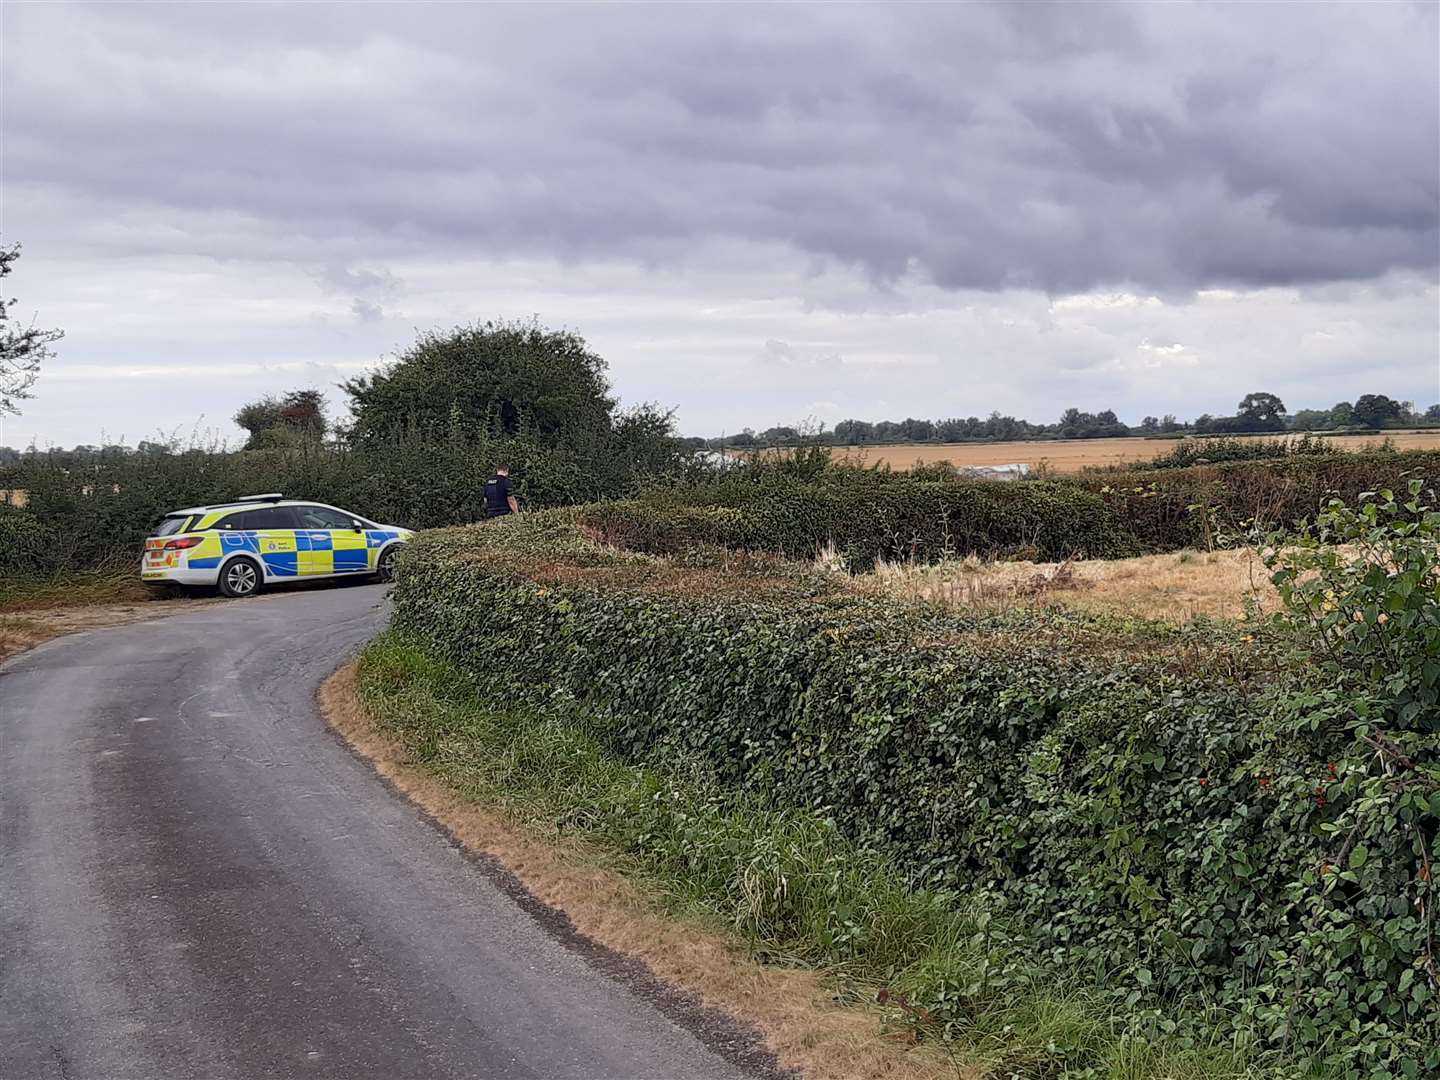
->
(4, 1), (1436, 293)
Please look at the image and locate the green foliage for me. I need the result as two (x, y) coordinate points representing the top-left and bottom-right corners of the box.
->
(583, 450), (1440, 570)
(233, 388), (328, 449)
(1, 243), (64, 415)
(1350, 395), (1407, 430)
(358, 633), (1267, 1079)
(0, 504), (60, 577)
(343, 319), (617, 446)
(1140, 435), (1341, 471)
(1252, 482), (1440, 1072)
(1085, 451), (1440, 553)
(1, 428), (683, 580)
(585, 473), (1142, 570)
(385, 502), (1439, 1076)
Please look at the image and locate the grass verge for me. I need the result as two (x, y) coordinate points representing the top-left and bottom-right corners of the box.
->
(0, 568), (161, 613)
(344, 632), (1293, 1080)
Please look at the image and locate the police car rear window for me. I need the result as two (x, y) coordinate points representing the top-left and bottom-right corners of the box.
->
(154, 515), (191, 536)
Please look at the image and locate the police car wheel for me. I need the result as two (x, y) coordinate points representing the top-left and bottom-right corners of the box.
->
(375, 544), (401, 583)
(219, 557), (262, 598)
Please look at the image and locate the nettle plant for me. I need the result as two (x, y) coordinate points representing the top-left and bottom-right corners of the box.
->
(1261, 480), (1439, 1075)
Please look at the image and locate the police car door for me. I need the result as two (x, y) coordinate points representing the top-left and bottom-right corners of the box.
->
(219, 506), (300, 579)
(293, 504), (368, 576)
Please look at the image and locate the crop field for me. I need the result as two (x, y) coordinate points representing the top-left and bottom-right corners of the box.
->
(860, 547), (1278, 622)
(831, 429), (1440, 471)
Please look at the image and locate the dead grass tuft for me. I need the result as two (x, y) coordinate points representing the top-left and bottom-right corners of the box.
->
(320, 664), (966, 1080)
(864, 549), (1278, 623)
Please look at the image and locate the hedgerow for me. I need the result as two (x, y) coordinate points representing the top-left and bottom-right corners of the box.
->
(580, 478), (1142, 569)
(587, 450), (1440, 570)
(357, 631), (1263, 1078)
(387, 502), (1439, 1077)
(0, 431), (670, 580)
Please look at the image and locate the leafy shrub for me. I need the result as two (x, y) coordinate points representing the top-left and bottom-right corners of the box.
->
(583, 477), (1142, 569)
(3, 430), (680, 580)
(358, 632), (1262, 1078)
(598, 449), (1440, 570)
(389, 507), (1439, 1076)
(0, 505), (58, 577)
(1081, 450), (1440, 552)
(1140, 434), (1343, 470)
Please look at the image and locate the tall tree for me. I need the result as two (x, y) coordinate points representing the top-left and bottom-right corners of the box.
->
(0, 244), (64, 415)
(343, 319), (615, 446)
(1351, 394), (1405, 429)
(1236, 392), (1287, 431)
(234, 388), (329, 449)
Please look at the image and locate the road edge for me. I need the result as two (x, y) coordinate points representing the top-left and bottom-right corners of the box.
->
(319, 662), (959, 1080)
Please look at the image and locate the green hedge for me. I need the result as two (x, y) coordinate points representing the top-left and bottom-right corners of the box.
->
(588, 451), (1440, 570)
(0, 433), (667, 580)
(582, 478), (1142, 569)
(388, 515), (1438, 1076)
(1076, 451), (1440, 552)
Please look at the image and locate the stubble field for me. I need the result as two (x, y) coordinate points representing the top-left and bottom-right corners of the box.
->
(831, 430), (1440, 472)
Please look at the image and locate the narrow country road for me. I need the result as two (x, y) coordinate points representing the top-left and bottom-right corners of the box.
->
(1, 584), (767, 1080)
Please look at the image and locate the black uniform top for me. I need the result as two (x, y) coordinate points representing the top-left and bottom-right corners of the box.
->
(483, 475), (512, 517)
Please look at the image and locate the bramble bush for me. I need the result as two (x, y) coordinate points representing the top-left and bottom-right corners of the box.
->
(1254, 481), (1440, 1068)
(387, 489), (1439, 1077)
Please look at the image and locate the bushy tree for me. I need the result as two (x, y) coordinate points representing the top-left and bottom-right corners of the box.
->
(1289, 408), (1334, 431)
(1236, 391), (1286, 431)
(833, 419), (874, 443)
(343, 319), (615, 446)
(1, 244), (63, 415)
(760, 425), (799, 444)
(1058, 406), (1129, 439)
(1351, 393), (1406, 429)
(234, 389), (328, 450)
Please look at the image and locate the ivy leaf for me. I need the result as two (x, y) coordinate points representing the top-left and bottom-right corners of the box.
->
(1349, 845), (1369, 870)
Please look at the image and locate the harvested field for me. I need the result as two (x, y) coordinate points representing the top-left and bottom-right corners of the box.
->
(862, 548), (1277, 622)
(827, 430), (1440, 472)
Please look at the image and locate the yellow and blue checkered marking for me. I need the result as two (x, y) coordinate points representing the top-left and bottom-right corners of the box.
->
(184, 527), (404, 577)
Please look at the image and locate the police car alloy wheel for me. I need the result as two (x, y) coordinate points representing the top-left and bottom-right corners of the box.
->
(220, 558), (261, 598)
(376, 545), (401, 583)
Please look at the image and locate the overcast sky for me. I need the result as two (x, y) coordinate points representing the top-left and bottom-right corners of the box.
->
(2, 0), (1437, 448)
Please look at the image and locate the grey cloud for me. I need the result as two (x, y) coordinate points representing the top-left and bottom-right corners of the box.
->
(350, 297), (385, 323)
(756, 339), (841, 369)
(3, 1), (1437, 294)
(320, 265), (400, 298)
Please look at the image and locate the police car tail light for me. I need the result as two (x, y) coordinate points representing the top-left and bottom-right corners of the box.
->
(163, 537), (204, 550)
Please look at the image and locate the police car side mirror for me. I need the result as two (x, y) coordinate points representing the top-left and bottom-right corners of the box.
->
(351, 519), (365, 532)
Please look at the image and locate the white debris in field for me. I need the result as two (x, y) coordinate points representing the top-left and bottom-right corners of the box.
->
(958, 463), (1030, 481)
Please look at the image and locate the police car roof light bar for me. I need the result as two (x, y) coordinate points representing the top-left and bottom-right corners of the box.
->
(236, 492), (286, 503)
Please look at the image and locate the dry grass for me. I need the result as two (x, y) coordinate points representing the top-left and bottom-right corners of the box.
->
(863, 548), (1278, 623)
(320, 664), (965, 1080)
(0, 598), (220, 665)
(825, 431), (1440, 473)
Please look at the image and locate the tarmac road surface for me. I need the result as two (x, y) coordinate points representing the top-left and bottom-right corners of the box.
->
(1, 583), (769, 1080)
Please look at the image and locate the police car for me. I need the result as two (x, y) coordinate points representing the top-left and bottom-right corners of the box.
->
(140, 494), (413, 597)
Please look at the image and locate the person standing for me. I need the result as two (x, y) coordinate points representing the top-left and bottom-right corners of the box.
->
(483, 465), (519, 519)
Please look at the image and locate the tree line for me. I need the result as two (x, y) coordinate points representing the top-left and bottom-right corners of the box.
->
(708, 392), (1440, 448)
